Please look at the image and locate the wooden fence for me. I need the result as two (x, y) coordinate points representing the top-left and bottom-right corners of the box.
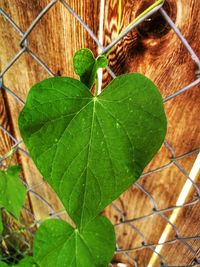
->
(0, 0), (199, 266)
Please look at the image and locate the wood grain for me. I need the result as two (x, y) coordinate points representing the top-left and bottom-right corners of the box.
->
(102, 0), (200, 265)
(0, 0), (100, 221)
(153, 157), (200, 266)
(0, 89), (15, 165)
(0, 0), (199, 266)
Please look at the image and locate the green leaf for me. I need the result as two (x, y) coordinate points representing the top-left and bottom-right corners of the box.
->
(73, 48), (107, 89)
(16, 257), (38, 267)
(0, 257), (38, 267)
(19, 73), (166, 229)
(73, 48), (96, 89)
(34, 216), (115, 267)
(73, 48), (95, 77)
(96, 55), (108, 68)
(0, 166), (26, 219)
(0, 262), (8, 267)
(0, 211), (3, 233)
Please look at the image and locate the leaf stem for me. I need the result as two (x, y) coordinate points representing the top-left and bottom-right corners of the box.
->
(95, 74), (99, 96)
(94, 0), (164, 91)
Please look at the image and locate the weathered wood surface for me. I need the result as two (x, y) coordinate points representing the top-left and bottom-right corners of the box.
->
(102, 0), (200, 266)
(0, 89), (16, 165)
(0, 0), (100, 221)
(153, 160), (200, 266)
(0, 0), (199, 266)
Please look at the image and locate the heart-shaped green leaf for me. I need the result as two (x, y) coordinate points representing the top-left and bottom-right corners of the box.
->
(33, 216), (115, 267)
(19, 73), (166, 229)
(0, 166), (26, 220)
(73, 48), (107, 89)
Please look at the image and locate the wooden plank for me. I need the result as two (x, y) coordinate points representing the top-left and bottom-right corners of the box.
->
(102, 0), (200, 265)
(0, 0), (100, 222)
(152, 154), (200, 266)
(0, 89), (16, 165)
(1, 0), (199, 266)
(0, 89), (36, 256)
(104, 154), (198, 266)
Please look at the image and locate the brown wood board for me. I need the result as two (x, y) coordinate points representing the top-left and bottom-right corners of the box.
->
(153, 161), (200, 266)
(0, 0), (100, 221)
(102, 0), (200, 265)
(0, 0), (199, 266)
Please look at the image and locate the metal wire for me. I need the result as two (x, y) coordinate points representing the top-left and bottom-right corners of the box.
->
(0, 1), (199, 266)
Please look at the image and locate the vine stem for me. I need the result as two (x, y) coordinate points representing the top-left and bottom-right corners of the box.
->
(95, 75), (99, 96)
(104, 0), (165, 56)
(95, 0), (164, 94)
(125, 0), (164, 31)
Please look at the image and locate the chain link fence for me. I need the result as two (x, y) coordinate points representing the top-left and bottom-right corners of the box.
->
(0, 0), (200, 266)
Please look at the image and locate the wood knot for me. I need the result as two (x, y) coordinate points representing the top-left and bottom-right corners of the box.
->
(136, 0), (177, 40)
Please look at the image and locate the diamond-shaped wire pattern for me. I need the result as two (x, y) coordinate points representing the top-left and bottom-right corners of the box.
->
(0, 1), (200, 266)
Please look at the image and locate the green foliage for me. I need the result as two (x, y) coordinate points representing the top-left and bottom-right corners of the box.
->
(0, 166), (26, 221)
(17, 48), (166, 266)
(34, 216), (115, 267)
(0, 213), (3, 233)
(15, 257), (38, 267)
(0, 215), (115, 267)
(19, 73), (166, 230)
(0, 167), (29, 266)
(0, 262), (8, 267)
(0, 257), (37, 267)
(73, 48), (107, 89)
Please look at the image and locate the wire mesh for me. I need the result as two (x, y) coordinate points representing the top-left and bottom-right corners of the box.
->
(0, 0), (200, 266)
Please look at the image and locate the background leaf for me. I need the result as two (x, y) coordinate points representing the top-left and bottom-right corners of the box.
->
(96, 55), (107, 68)
(16, 257), (38, 267)
(0, 166), (26, 220)
(0, 257), (37, 267)
(73, 48), (107, 89)
(0, 212), (3, 233)
(73, 48), (95, 77)
(19, 74), (166, 229)
(34, 216), (115, 267)
(73, 48), (96, 88)
(0, 262), (8, 267)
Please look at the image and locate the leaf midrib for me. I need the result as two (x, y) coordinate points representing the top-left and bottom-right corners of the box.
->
(80, 99), (96, 230)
